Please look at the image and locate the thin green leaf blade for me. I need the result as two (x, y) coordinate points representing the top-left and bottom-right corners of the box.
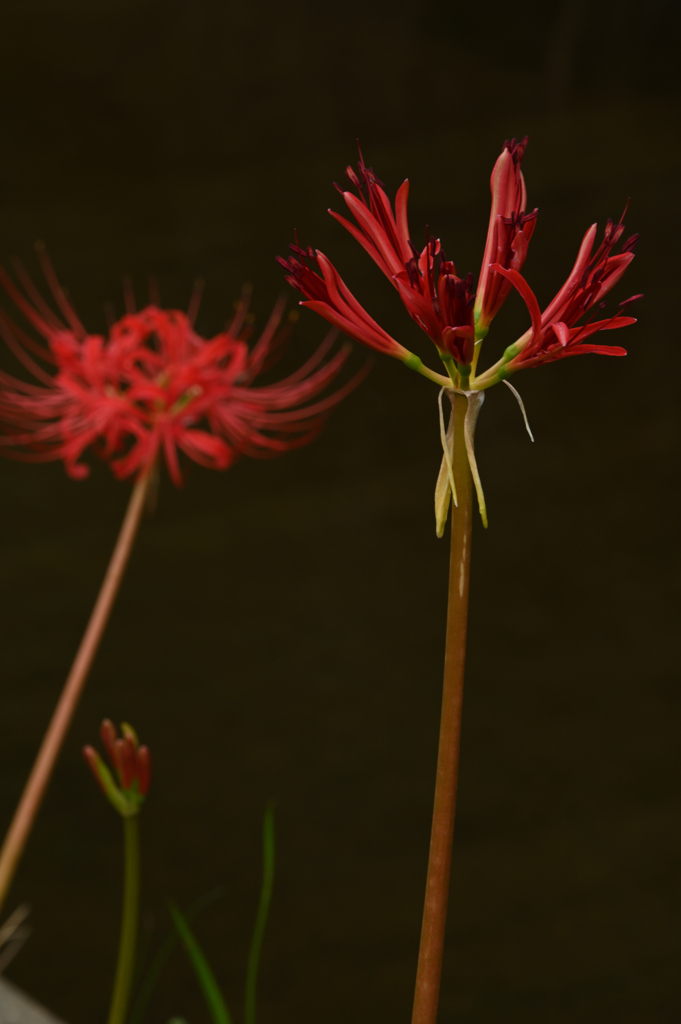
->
(244, 803), (276, 1024)
(168, 901), (232, 1024)
(129, 887), (226, 1024)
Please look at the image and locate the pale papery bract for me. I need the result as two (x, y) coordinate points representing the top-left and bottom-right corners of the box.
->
(0, 258), (359, 484)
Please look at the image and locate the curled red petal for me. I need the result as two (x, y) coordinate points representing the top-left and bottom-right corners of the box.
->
(302, 301), (400, 355)
(540, 225), (598, 326)
(488, 264), (543, 343)
(328, 209), (390, 279)
(565, 344), (627, 357)
(394, 180), (411, 260)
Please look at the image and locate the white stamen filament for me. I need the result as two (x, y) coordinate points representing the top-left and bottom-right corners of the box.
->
(502, 379), (535, 441)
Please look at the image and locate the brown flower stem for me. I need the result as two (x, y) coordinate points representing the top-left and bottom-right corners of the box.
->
(412, 392), (474, 1024)
(0, 471), (152, 916)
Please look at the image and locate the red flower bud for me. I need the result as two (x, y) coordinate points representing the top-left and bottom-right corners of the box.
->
(84, 719), (150, 816)
(136, 746), (151, 796)
(100, 719), (118, 766)
(116, 737), (136, 790)
(83, 746), (106, 795)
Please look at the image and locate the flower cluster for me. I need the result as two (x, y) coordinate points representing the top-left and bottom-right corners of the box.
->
(493, 218), (639, 374)
(0, 257), (357, 484)
(83, 720), (150, 817)
(278, 139), (640, 392)
(279, 139), (640, 531)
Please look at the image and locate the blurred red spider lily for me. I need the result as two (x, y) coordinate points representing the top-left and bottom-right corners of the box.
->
(0, 256), (360, 484)
(279, 139), (639, 392)
(83, 719), (150, 817)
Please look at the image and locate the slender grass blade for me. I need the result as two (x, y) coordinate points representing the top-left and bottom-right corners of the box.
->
(168, 901), (232, 1024)
(244, 803), (275, 1024)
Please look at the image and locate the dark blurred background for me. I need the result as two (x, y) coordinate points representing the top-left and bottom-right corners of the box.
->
(0, 0), (680, 1021)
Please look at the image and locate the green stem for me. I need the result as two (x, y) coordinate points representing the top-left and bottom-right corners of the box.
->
(168, 902), (232, 1024)
(108, 815), (141, 1024)
(411, 392), (474, 1024)
(245, 805), (275, 1024)
(473, 332), (530, 390)
(402, 352), (451, 388)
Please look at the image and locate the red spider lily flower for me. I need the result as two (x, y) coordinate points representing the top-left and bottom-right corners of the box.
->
(83, 719), (150, 817)
(475, 215), (641, 381)
(0, 257), (359, 484)
(279, 139), (638, 393)
(279, 139), (639, 530)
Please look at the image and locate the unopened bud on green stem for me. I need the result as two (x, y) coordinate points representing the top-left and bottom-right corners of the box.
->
(83, 719), (151, 818)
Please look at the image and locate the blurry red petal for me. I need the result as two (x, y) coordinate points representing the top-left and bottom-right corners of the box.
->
(136, 746), (151, 796)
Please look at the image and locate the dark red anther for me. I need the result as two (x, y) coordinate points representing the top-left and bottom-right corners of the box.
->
(408, 240), (421, 264)
(344, 166), (360, 189)
(405, 257), (420, 288)
(287, 230), (316, 261)
(504, 136), (529, 165)
(618, 293), (643, 310)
